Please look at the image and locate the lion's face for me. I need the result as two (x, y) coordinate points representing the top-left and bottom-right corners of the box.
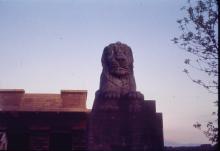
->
(102, 42), (134, 77)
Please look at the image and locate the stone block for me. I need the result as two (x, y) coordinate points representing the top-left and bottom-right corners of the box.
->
(0, 89), (24, 110)
(156, 113), (164, 149)
(143, 100), (156, 114)
(61, 90), (87, 109)
(20, 94), (61, 111)
(88, 97), (164, 151)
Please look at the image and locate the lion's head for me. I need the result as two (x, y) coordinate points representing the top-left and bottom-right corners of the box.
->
(101, 42), (134, 77)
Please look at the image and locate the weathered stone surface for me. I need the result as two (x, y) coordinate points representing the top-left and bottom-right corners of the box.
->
(88, 42), (164, 151)
(0, 89), (88, 111)
(100, 42), (135, 93)
(61, 90), (87, 109)
(0, 89), (24, 110)
(21, 94), (62, 110)
(0, 89), (89, 150)
(92, 42), (144, 113)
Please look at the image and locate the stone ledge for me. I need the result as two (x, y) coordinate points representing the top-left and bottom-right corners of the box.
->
(0, 89), (25, 93)
(0, 89), (88, 111)
(61, 90), (87, 94)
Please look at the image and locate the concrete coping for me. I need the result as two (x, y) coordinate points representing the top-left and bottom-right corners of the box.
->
(0, 89), (25, 93)
(61, 90), (87, 94)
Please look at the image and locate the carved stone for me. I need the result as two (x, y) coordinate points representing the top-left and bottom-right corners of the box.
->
(88, 42), (164, 151)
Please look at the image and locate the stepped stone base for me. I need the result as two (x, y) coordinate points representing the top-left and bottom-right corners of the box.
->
(88, 96), (164, 151)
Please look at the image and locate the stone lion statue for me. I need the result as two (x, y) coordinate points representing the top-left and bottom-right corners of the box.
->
(89, 42), (145, 151)
(97, 42), (144, 100)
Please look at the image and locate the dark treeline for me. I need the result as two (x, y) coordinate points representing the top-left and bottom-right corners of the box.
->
(164, 144), (218, 151)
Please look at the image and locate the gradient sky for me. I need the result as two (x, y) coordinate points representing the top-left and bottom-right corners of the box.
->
(0, 0), (217, 146)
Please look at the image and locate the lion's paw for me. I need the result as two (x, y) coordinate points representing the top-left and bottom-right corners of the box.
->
(100, 103), (119, 111)
(102, 91), (120, 100)
(126, 91), (144, 100)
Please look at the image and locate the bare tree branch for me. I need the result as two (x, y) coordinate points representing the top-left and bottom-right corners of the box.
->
(173, 0), (218, 144)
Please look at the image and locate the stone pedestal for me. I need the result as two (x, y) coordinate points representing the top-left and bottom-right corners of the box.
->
(88, 95), (164, 151)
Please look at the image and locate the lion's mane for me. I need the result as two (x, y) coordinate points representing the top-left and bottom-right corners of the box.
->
(99, 42), (136, 95)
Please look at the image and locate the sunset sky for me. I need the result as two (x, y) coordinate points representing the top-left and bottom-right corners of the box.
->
(0, 0), (217, 146)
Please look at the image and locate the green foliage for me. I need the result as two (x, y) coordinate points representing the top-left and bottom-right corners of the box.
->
(172, 0), (218, 144)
